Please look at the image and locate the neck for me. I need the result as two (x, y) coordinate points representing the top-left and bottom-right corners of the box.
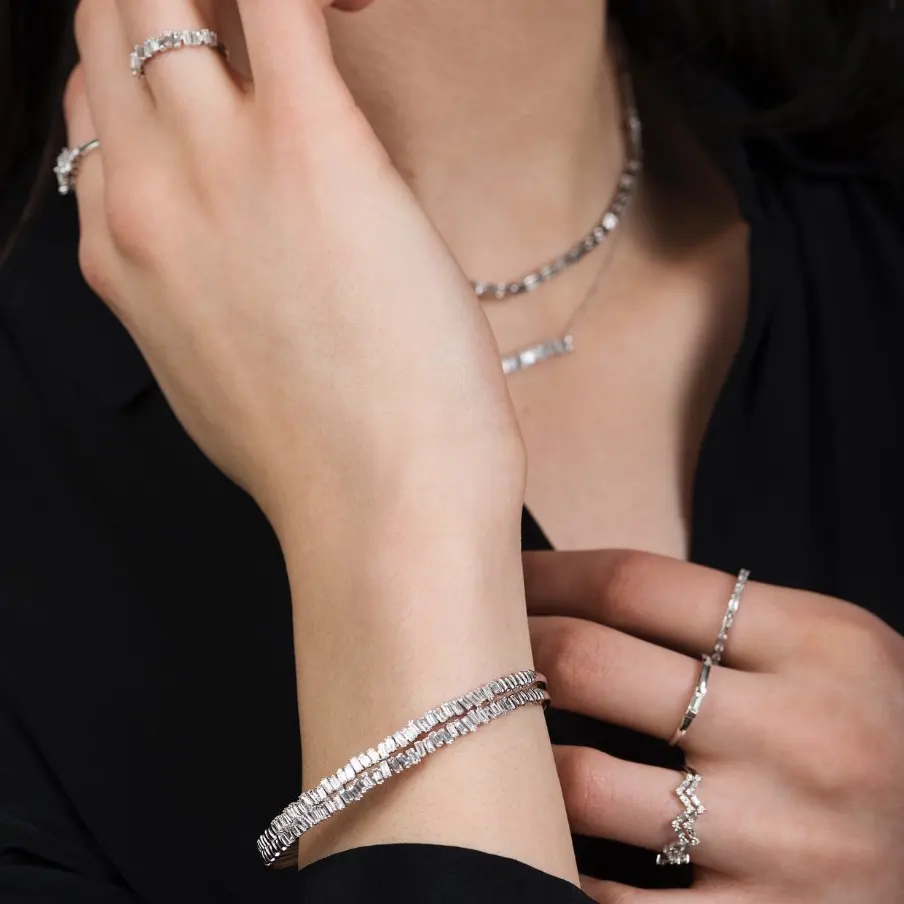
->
(325, 1), (622, 281)
(220, 1), (625, 283)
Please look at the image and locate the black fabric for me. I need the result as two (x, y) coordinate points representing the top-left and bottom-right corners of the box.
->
(1, 61), (903, 902)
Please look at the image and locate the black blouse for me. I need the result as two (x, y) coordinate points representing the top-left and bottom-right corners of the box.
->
(1, 63), (902, 903)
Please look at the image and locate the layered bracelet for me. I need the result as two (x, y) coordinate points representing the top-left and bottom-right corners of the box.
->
(257, 669), (548, 867)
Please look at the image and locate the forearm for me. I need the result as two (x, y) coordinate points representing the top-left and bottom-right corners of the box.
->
(280, 458), (579, 884)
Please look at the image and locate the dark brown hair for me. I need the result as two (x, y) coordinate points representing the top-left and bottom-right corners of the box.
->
(2, 1), (903, 256)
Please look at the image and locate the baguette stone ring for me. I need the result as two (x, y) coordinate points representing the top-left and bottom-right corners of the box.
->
(669, 654), (713, 747)
(53, 140), (100, 196)
(131, 29), (228, 78)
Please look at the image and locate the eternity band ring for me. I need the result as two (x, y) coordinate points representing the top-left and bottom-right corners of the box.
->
(131, 29), (228, 78)
(54, 140), (101, 196)
(711, 568), (751, 665)
(669, 654), (713, 747)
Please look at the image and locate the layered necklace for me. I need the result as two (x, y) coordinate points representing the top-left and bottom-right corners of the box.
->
(473, 54), (643, 376)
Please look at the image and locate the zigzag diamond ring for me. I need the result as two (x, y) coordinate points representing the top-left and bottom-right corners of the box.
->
(657, 768), (706, 867)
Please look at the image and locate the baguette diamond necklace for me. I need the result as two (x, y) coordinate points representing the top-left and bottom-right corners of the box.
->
(472, 49), (642, 376)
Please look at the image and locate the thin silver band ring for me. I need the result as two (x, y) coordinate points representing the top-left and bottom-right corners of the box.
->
(711, 569), (751, 665)
(669, 654), (713, 747)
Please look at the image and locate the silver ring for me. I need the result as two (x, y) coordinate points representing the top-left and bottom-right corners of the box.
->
(54, 140), (101, 196)
(656, 768), (705, 867)
(131, 29), (228, 78)
(711, 568), (750, 665)
(669, 654), (713, 747)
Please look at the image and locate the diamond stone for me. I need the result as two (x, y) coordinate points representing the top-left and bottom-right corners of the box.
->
(53, 150), (74, 194)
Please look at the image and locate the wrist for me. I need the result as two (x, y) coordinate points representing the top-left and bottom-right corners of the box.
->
(280, 449), (532, 711)
(270, 436), (527, 560)
(281, 468), (527, 624)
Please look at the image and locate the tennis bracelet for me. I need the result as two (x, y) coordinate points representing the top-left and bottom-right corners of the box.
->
(258, 669), (548, 867)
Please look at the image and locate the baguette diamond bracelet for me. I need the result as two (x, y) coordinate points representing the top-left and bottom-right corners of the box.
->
(258, 669), (548, 867)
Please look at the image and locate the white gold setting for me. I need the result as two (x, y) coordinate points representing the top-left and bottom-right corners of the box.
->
(53, 140), (100, 195)
(669, 655), (714, 747)
(258, 671), (548, 868)
(712, 569), (751, 665)
(657, 769), (705, 867)
(130, 29), (227, 78)
(502, 335), (576, 375)
(473, 46), (642, 303)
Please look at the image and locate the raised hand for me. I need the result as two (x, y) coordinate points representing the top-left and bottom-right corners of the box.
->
(66, 0), (524, 538)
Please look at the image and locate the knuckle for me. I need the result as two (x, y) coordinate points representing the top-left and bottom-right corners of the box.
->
(788, 820), (887, 888)
(560, 747), (615, 820)
(62, 66), (86, 124)
(104, 172), (170, 261)
(73, 1), (98, 51)
(806, 602), (902, 672)
(77, 234), (114, 298)
(804, 740), (858, 796)
(594, 550), (652, 621)
(542, 619), (597, 697)
(794, 703), (891, 798)
(104, 196), (148, 260)
(836, 607), (902, 666)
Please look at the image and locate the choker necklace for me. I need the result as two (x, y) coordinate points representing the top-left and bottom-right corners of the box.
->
(475, 49), (643, 375)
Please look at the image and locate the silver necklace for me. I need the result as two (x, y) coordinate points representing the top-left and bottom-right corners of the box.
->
(502, 232), (614, 375)
(477, 53), (643, 375)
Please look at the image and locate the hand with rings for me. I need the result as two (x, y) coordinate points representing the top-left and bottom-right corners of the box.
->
(63, 0), (524, 541)
(527, 551), (904, 903)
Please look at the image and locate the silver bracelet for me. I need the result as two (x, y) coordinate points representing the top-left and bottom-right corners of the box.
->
(258, 670), (549, 867)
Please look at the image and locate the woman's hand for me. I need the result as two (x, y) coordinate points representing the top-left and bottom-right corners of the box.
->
(63, 4), (584, 880)
(526, 550), (904, 903)
(66, 0), (524, 538)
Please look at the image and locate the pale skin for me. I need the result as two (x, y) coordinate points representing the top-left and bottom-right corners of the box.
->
(65, 2), (904, 902)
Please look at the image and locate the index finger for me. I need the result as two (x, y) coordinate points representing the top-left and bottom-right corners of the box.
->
(234, 0), (346, 105)
(523, 550), (800, 671)
(74, 0), (151, 151)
